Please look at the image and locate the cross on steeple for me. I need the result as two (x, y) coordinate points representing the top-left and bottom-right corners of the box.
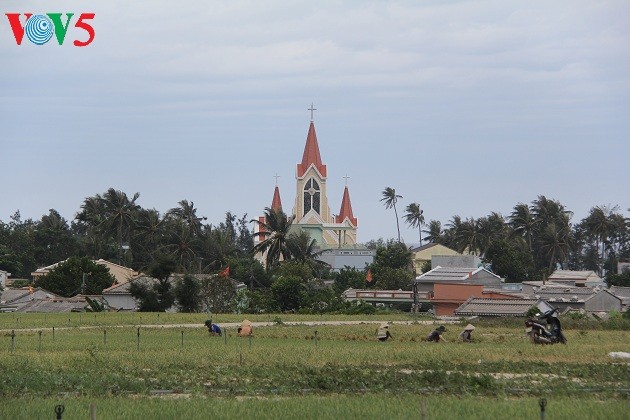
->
(343, 174), (350, 186)
(273, 174), (280, 185)
(308, 103), (317, 121)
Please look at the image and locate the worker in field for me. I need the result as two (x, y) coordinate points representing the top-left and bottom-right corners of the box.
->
(459, 324), (475, 342)
(427, 325), (447, 342)
(204, 319), (222, 336)
(377, 323), (393, 342)
(238, 319), (253, 336)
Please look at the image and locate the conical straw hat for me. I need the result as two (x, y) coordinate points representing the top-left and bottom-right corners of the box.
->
(464, 324), (475, 331)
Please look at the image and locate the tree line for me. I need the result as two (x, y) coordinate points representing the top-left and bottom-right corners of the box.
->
(1, 187), (628, 308)
(382, 188), (629, 283)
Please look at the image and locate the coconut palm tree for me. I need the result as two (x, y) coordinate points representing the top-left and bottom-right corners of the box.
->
(133, 209), (165, 264)
(167, 200), (207, 237)
(454, 217), (481, 255)
(381, 187), (403, 242)
(583, 205), (618, 275)
(423, 220), (443, 244)
(251, 207), (295, 270)
(404, 202), (425, 245)
(76, 194), (107, 258)
(539, 222), (571, 274)
(98, 188), (141, 263)
(509, 203), (536, 251)
(286, 230), (330, 276)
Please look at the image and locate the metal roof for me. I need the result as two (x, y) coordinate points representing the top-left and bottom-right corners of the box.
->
(455, 298), (545, 317)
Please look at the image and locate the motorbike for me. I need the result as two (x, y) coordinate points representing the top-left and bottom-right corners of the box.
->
(525, 307), (567, 345)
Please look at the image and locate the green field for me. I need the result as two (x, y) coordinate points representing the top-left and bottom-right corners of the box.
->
(1, 313), (628, 419)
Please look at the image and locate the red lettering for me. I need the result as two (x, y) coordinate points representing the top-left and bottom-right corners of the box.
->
(5, 13), (32, 45)
(73, 13), (95, 47)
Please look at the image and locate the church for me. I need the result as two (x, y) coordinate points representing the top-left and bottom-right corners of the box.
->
(255, 108), (374, 270)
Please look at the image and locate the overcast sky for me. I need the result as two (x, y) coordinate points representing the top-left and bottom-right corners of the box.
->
(2, 1), (629, 244)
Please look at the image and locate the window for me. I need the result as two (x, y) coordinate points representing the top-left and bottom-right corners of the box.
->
(303, 179), (320, 214)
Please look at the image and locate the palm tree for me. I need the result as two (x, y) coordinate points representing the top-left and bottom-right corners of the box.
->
(286, 230), (330, 276)
(133, 209), (165, 263)
(251, 207), (295, 270)
(583, 205), (618, 275)
(509, 203), (536, 251)
(539, 222), (571, 274)
(404, 203), (425, 245)
(381, 187), (403, 242)
(162, 224), (200, 272)
(476, 212), (507, 257)
(454, 217), (481, 255)
(204, 228), (240, 271)
(167, 200), (207, 236)
(423, 220), (443, 244)
(98, 188), (141, 262)
(76, 194), (107, 258)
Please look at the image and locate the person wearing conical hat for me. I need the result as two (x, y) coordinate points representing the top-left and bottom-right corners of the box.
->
(459, 324), (475, 342)
(238, 319), (253, 336)
(377, 323), (393, 342)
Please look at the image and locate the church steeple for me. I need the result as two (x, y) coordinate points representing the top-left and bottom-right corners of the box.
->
(271, 185), (282, 211)
(336, 186), (357, 227)
(296, 122), (327, 178)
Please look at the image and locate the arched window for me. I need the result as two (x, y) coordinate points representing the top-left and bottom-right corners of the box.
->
(303, 179), (321, 214)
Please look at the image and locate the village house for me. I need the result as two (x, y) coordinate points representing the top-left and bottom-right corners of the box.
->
(409, 243), (462, 274)
(547, 270), (605, 288)
(31, 259), (139, 285)
(0, 287), (60, 312)
(414, 266), (504, 294)
(455, 298), (554, 317)
(609, 286), (630, 311)
(429, 283), (519, 316)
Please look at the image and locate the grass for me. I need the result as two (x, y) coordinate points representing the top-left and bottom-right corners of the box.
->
(0, 313), (628, 418)
(0, 395), (628, 420)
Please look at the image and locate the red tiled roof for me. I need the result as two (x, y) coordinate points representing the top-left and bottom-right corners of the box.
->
(296, 122), (327, 177)
(336, 186), (357, 226)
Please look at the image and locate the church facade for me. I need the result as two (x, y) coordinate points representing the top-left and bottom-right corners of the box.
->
(256, 116), (359, 249)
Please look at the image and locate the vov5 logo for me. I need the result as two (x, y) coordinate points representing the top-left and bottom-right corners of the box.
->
(6, 13), (95, 46)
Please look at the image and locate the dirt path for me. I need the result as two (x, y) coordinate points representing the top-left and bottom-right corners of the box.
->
(1, 319), (458, 333)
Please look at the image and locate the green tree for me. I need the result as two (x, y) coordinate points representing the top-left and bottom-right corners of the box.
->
(34, 257), (115, 297)
(380, 187), (403, 242)
(509, 203), (537, 251)
(484, 238), (535, 282)
(163, 223), (201, 273)
(606, 270), (630, 287)
(423, 220), (443, 244)
(130, 254), (176, 312)
(403, 202), (425, 245)
(98, 188), (141, 263)
(199, 275), (236, 313)
(372, 240), (413, 271)
(374, 267), (413, 290)
(275, 261), (313, 282)
(174, 274), (202, 312)
(34, 209), (79, 267)
(583, 205), (618, 276)
(251, 208), (295, 270)
(539, 222), (571, 274)
(333, 266), (368, 294)
(271, 275), (306, 311)
(167, 200), (207, 236)
(286, 230), (329, 277)
(75, 195), (108, 258)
